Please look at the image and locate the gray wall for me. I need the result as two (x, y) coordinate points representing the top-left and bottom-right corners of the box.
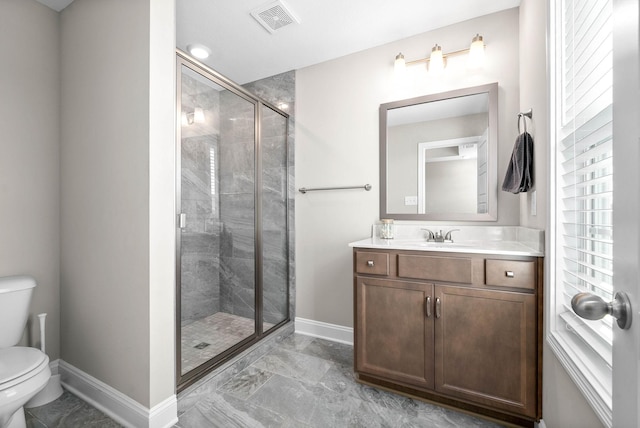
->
(518, 0), (602, 427)
(295, 8), (520, 328)
(60, 0), (175, 409)
(0, 0), (61, 359)
(424, 159), (477, 213)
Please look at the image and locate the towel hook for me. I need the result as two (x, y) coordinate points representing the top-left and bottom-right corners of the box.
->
(517, 108), (533, 134)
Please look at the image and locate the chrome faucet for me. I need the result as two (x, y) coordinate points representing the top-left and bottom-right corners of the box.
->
(444, 229), (460, 243)
(422, 228), (460, 243)
(421, 228), (435, 241)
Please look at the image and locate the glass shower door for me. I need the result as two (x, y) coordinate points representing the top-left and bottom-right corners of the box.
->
(178, 63), (257, 379)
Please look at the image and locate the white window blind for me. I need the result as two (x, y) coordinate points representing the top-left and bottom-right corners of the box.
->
(550, 0), (613, 424)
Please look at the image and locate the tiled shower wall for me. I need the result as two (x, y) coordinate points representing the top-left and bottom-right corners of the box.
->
(246, 71), (295, 325)
(181, 69), (295, 327)
(218, 71), (295, 324)
(218, 87), (257, 320)
(180, 73), (221, 325)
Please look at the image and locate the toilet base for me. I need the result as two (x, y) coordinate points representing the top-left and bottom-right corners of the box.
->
(4, 408), (26, 428)
(25, 374), (63, 408)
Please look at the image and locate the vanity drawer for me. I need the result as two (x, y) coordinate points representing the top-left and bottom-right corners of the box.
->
(485, 259), (536, 290)
(397, 254), (472, 284)
(355, 252), (390, 276)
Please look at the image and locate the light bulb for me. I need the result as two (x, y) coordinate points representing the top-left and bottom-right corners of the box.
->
(187, 44), (211, 60)
(429, 44), (444, 75)
(468, 34), (485, 69)
(394, 52), (406, 76)
(193, 107), (205, 124)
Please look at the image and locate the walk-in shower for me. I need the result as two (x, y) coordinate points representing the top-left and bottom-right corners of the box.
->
(176, 51), (290, 389)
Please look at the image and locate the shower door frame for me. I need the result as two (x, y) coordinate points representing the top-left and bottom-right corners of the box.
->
(175, 51), (290, 391)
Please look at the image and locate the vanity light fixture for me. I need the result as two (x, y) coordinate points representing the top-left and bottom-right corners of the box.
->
(187, 43), (211, 59)
(393, 34), (486, 75)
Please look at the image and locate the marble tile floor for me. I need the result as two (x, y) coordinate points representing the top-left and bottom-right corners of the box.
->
(177, 334), (505, 427)
(24, 334), (505, 428)
(24, 390), (122, 427)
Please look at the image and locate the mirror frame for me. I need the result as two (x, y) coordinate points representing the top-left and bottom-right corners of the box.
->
(380, 82), (498, 221)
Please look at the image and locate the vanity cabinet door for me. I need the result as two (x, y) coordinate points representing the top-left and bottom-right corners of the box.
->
(355, 276), (434, 389)
(433, 285), (537, 418)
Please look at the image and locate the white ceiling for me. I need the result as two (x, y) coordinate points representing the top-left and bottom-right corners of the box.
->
(36, 0), (520, 85)
(176, 0), (520, 84)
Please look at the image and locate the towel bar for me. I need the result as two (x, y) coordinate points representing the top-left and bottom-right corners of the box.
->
(298, 184), (372, 194)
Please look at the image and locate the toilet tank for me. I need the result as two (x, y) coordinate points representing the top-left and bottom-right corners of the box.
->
(0, 275), (36, 348)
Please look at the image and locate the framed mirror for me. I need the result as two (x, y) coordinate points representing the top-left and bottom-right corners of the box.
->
(380, 83), (498, 221)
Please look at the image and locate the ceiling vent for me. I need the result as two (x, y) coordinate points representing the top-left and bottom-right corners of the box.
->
(251, 0), (299, 34)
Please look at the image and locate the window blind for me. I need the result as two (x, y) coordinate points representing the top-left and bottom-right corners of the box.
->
(553, 0), (613, 416)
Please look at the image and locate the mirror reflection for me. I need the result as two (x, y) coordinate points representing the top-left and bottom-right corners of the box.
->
(380, 83), (498, 221)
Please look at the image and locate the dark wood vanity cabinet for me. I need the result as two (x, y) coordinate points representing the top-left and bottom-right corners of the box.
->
(354, 248), (542, 426)
(433, 285), (537, 417)
(356, 277), (435, 389)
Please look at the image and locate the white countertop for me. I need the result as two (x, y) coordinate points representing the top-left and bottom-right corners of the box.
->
(349, 225), (545, 257)
(349, 237), (543, 256)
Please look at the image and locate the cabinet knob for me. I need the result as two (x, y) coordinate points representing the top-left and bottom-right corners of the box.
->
(425, 296), (432, 318)
(435, 297), (441, 319)
(367, 260), (374, 267)
(505, 271), (515, 278)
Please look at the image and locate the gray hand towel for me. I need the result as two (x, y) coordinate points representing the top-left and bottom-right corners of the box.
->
(502, 132), (534, 194)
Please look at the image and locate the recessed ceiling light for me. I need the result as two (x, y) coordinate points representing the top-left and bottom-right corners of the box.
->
(187, 44), (211, 60)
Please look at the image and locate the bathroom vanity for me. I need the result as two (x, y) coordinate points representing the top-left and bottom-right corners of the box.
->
(350, 227), (543, 427)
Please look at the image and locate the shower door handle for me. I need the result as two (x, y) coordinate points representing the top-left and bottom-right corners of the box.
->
(178, 213), (187, 229)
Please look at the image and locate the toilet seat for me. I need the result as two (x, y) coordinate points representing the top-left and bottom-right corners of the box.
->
(0, 347), (48, 390)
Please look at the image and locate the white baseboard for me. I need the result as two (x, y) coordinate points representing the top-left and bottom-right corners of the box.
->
(57, 360), (178, 428)
(295, 317), (353, 345)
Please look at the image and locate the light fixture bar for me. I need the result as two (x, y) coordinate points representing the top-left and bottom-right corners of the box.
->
(405, 45), (483, 65)
(395, 34), (486, 70)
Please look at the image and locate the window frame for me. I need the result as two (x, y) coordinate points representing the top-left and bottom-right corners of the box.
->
(546, 0), (614, 426)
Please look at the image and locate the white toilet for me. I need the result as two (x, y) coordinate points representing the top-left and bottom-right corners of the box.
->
(0, 276), (51, 428)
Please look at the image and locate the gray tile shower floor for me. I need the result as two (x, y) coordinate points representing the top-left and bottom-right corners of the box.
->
(182, 312), (255, 373)
(181, 312), (275, 373)
(25, 334), (505, 427)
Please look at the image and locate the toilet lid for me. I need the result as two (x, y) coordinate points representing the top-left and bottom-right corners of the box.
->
(0, 347), (47, 385)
